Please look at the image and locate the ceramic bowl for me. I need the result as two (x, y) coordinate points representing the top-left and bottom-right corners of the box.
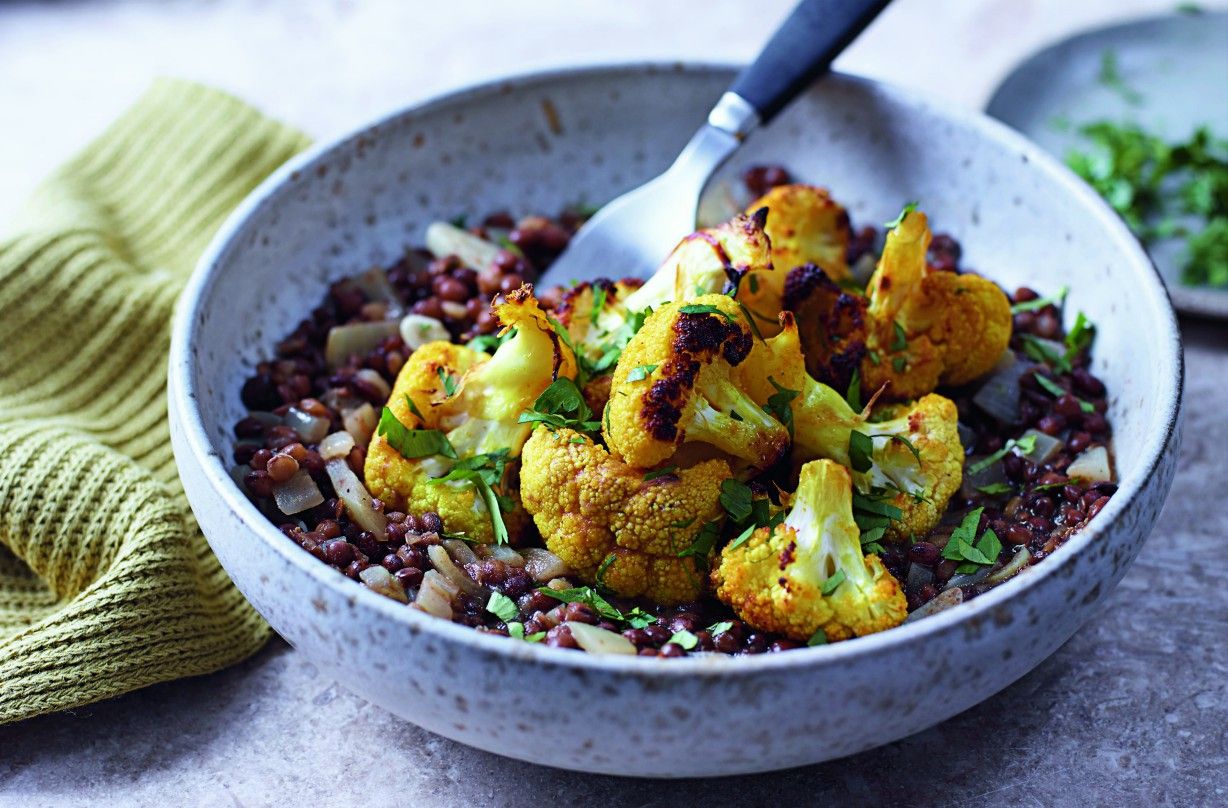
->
(168, 64), (1182, 777)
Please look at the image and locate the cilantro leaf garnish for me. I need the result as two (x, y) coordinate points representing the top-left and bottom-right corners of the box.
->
(437, 367), (459, 397)
(537, 585), (623, 622)
(707, 621), (733, 635)
(820, 568), (846, 595)
(519, 378), (601, 434)
(884, 201), (919, 230)
(626, 363), (658, 383)
(1018, 334), (1072, 373)
(678, 303), (738, 322)
(643, 465), (679, 481)
(940, 508), (1003, 573)
(807, 628), (828, 646)
(668, 629), (699, 650)
(486, 591), (519, 623)
(427, 450), (512, 544)
(1011, 286), (1068, 314)
(718, 479), (754, 524)
(891, 320), (908, 352)
(966, 434), (1038, 476)
(377, 406), (457, 459)
(845, 369), (862, 412)
(976, 482), (1015, 496)
(848, 430), (874, 474)
(765, 376), (799, 439)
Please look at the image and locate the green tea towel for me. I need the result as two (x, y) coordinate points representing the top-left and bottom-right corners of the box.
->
(0, 79), (310, 723)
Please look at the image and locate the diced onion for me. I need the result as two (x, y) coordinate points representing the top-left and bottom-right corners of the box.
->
(961, 455), (1008, 500)
(272, 469), (325, 515)
(443, 538), (480, 567)
(325, 458), (387, 539)
(353, 368), (391, 401)
(244, 410), (283, 428)
(319, 430), (356, 461)
(399, 314), (451, 351)
(943, 564), (993, 591)
(351, 267), (405, 317)
(904, 587), (964, 623)
(972, 351), (1028, 423)
(320, 388), (362, 413)
(427, 544), (486, 599)
(481, 545), (525, 567)
(986, 546), (1032, 584)
(1017, 428), (1062, 465)
(1067, 445), (1112, 483)
(566, 621), (637, 655)
(413, 570), (456, 619)
(324, 321), (400, 368)
(283, 406), (330, 444)
(905, 563), (934, 594)
(521, 547), (570, 582)
(424, 221), (501, 269)
(360, 565), (408, 603)
(342, 402), (378, 446)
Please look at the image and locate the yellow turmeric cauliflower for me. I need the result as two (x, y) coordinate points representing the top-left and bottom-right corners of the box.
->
(365, 286), (576, 543)
(746, 183), (851, 282)
(862, 208), (1011, 399)
(520, 427), (730, 603)
(605, 293), (789, 472)
(733, 312), (963, 539)
(712, 459), (907, 641)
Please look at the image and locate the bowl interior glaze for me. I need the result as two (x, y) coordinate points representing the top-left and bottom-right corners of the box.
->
(169, 64), (1181, 777)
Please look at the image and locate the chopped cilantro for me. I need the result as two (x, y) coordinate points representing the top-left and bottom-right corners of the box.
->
(677, 519), (723, 569)
(707, 621), (734, 635)
(940, 508), (1003, 573)
(765, 376), (799, 439)
(643, 465), (679, 481)
(537, 585), (622, 622)
(668, 629), (699, 650)
(845, 369), (862, 412)
(884, 201), (919, 230)
(976, 482), (1015, 496)
(867, 349), (881, 366)
(891, 321), (908, 351)
(626, 363), (659, 383)
(519, 377), (601, 434)
(966, 434), (1038, 476)
(486, 591), (519, 623)
(1064, 312), (1095, 362)
(590, 285), (609, 322)
(820, 568), (846, 595)
(594, 554), (617, 592)
(848, 430), (874, 474)
(437, 366), (459, 396)
(625, 607), (657, 629)
(427, 450), (513, 544)
(1098, 49), (1143, 106)
(1011, 286), (1068, 314)
(1019, 334), (1073, 373)
(377, 407), (457, 459)
(719, 479), (754, 523)
(807, 628), (828, 646)
(466, 328), (516, 354)
(892, 356), (907, 373)
(678, 303), (737, 322)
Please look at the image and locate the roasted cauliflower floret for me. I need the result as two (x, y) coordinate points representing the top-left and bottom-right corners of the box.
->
(733, 312), (963, 539)
(746, 183), (851, 282)
(520, 427), (731, 603)
(712, 459), (907, 641)
(621, 210), (783, 333)
(365, 286), (576, 543)
(605, 294), (789, 472)
(782, 263), (868, 393)
(861, 208), (1011, 399)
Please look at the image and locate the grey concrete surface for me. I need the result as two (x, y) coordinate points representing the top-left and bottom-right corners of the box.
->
(1, 318), (1224, 807)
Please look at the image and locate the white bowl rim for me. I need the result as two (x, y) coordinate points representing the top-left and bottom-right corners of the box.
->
(169, 61), (1183, 678)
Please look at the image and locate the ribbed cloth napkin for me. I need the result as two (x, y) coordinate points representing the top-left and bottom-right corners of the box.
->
(0, 79), (309, 722)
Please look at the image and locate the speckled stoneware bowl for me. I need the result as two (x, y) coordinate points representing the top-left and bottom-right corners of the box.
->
(168, 64), (1183, 777)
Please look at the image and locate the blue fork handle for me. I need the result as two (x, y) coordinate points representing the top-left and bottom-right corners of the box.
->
(729, 0), (893, 124)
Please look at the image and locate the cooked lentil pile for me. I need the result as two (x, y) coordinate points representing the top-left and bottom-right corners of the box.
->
(231, 166), (1114, 656)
